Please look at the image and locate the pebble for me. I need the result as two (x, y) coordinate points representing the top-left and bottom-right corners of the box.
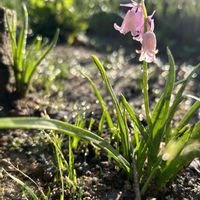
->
(83, 191), (91, 198)
(92, 177), (98, 184)
(188, 180), (193, 186)
(85, 170), (92, 176)
(83, 198), (91, 200)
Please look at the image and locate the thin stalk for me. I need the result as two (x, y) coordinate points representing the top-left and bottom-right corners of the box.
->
(140, 1), (152, 126)
(143, 61), (152, 126)
(141, 1), (148, 19)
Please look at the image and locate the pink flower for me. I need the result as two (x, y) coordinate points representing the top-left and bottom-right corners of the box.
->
(133, 10), (156, 42)
(137, 31), (158, 63)
(114, 2), (144, 39)
(114, 3), (155, 42)
(114, 2), (158, 63)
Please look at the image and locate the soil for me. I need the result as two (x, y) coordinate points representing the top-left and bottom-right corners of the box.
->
(0, 45), (200, 200)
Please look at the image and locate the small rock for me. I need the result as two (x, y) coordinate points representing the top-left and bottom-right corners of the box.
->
(85, 170), (92, 176)
(92, 177), (98, 184)
(83, 191), (91, 198)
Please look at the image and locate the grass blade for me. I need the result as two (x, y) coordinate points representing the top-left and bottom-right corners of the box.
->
(121, 95), (157, 159)
(166, 64), (200, 132)
(0, 117), (131, 174)
(82, 72), (115, 134)
(173, 100), (200, 137)
(24, 36), (42, 83)
(5, 11), (17, 55)
(121, 95), (146, 136)
(151, 48), (175, 152)
(98, 111), (106, 136)
(92, 55), (131, 161)
(26, 29), (60, 88)
(157, 122), (200, 187)
(17, 4), (28, 71)
(68, 136), (76, 188)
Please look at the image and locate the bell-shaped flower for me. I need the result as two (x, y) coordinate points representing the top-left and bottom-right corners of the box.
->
(133, 10), (156, 42)
(114, 2), (156, 42)
(137, 31), (158, 63)
(114, 3), (144, 38)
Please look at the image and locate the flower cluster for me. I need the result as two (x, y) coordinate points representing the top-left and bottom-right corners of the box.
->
(114, 1), (158, 63)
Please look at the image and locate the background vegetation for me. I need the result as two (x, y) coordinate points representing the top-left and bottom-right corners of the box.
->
(1, 0), (200, 62)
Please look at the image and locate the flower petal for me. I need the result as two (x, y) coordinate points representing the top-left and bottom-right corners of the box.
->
(120, 2), (139, 8)
(138, 31), (158, 63)
(114, 9), (143, 35)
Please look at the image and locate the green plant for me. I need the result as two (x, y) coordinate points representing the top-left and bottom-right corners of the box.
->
(0, 1), (199, 199)
(47, 132), (77, 200)
(6, 4), (59, 97)
(28, 0), (88, 43)
(90, 52), (200, 194)
(0, 49), (199, 197)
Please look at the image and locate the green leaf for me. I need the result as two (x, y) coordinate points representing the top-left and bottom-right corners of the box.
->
(151, 48), (175, 152)
(82, 72), (115, 135)
(26, 29), (60, 89)
(68, 136), (77, 189)
(121, 95), (146, 137)
(17, 4), (28, 71)
(5, 10), (17, 75)
(0, 117), (131, 174)
(156, 122), (200, 187)
(98, 111), (106, 136)
(92, 55), (131, 161)
(121, 95), (157, 161)
(5, 11), (17, 55)
(166, 63), (200, 134)
(24, 36), (43, 83)
(172, 100), (200, 138)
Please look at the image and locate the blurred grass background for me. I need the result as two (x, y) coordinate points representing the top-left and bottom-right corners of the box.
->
(1, 0), (200, 64)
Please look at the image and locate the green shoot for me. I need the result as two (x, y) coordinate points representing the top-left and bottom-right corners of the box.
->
(6, 4), (59, 97)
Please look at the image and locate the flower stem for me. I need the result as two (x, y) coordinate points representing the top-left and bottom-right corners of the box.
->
(143, 61), (152, 126)
(141, 0), (148, 32)
(141, 1), (148, 19)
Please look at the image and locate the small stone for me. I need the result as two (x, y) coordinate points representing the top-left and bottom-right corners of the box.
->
(83, 191), (91, 198)
(188, 180), (193, 186)
(85, 170), (91, 176)
(83, 198), (91, 200)
(92, 177), (98, 184)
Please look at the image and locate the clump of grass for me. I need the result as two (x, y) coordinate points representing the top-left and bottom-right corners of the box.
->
(6, 4), (59, 98)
